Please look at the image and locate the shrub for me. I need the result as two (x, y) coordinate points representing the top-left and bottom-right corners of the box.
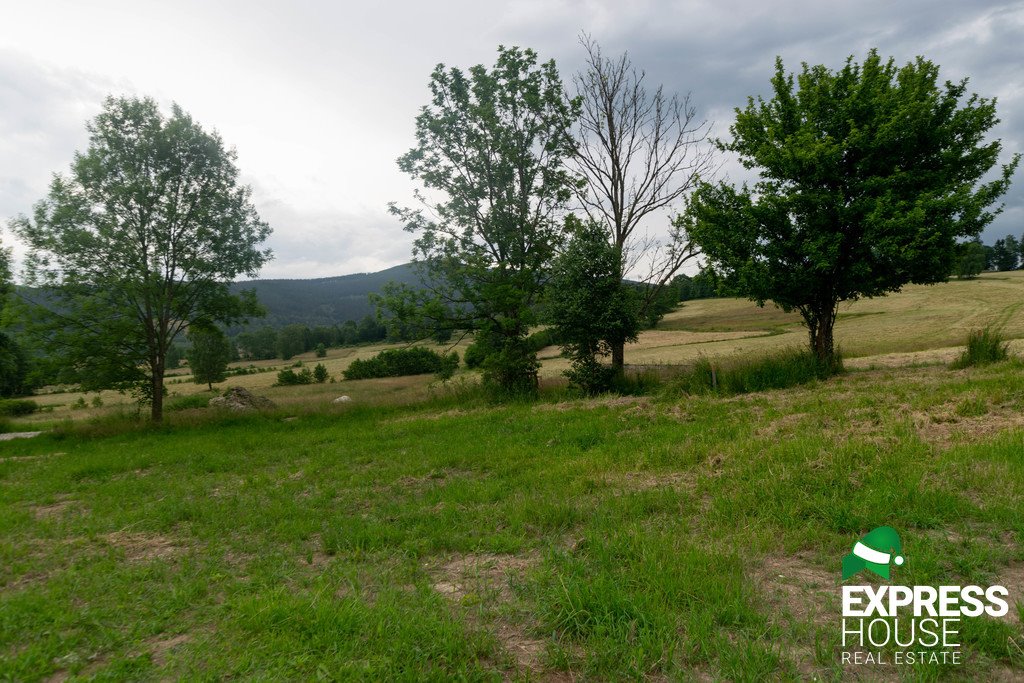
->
(276, 367), (314, 386)
(665, 350), (841, 397)
(167, 393), (214, 411)
(952, 327), (1009, 369)
(312, 363), (329, 383)
(464, 341), (486, 369)
(0, 398), (39, 416)
(343, 347), (459, 380)
(315, 343), (327, 358)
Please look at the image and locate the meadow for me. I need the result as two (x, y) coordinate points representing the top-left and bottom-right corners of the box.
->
(2, 273), (1024, 680)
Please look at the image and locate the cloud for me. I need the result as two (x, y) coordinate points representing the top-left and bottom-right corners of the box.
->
(1, 0), (1021, 279)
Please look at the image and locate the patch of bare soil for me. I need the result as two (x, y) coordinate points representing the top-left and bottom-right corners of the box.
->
(755, 412), (809, 438)
(29, 496), (74, 520)
(103, 531), (184, 562)
(146, 633), (192, 667)
(603, 470), (696, 493)
(912, 401), (1024, 449)
(994, 563), (1024, 627)
(428, 552), (546, 674)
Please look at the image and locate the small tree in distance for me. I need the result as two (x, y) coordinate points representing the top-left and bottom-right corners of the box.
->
(187, 328), (232, 391)
(691, 51), (1019, 364)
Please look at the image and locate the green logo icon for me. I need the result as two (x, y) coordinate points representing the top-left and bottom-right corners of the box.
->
(842, 526), (905, 580)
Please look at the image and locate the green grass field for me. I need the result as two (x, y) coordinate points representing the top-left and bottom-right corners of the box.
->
(3, 357), (1024, 679)
(3, 273), (1024, 680)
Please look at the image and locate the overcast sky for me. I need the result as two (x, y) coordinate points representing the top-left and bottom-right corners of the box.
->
(1, 0), (1021, 279)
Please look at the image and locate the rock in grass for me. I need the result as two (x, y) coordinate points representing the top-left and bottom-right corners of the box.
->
(208, 387), (275, 411)
(333, 396), (352, 403)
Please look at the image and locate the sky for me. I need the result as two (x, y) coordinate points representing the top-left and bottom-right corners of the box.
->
(1, 0), (1022, 280)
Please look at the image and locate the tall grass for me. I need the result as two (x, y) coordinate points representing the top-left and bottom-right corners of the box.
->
(664, 349), (842, 397)
(952, 327), (1009, 369)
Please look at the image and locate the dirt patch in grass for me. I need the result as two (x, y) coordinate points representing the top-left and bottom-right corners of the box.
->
(755, 412), (809, 438)
(994, 563), (1024, 626)
(104, 531), (185, 562)
(604, 470), (696, 493)
(912, 401), (1024, 449)
(146, 633), (192, 667)
(29, 496), (75, 520)
(427, 551), (546, 673)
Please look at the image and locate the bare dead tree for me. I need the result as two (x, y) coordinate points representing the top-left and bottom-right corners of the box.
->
(572, 34), (716, 369)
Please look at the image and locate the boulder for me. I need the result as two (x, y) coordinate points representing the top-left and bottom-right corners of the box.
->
(208, 387), (276, 411)
(333, 395), (352, 403)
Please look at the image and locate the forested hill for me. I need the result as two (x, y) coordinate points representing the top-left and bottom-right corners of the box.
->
(230, 262), (420, 326)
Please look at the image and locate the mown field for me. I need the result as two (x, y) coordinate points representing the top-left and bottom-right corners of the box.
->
(3, 358), (1024, 680)
(13, 271), (1024, 425)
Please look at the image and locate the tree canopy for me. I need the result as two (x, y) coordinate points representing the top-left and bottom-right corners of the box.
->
(12, 96), (271, 420)
(383, 46), (579, 394)
(690, 51), (1020, 362)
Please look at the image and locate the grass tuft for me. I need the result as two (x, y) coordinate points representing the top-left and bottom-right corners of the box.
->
(664, 348), (842, 397)
(952, 327), (1009, 368)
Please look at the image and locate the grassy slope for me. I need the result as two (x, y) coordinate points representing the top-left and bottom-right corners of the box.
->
(3, 361), (1024, 680)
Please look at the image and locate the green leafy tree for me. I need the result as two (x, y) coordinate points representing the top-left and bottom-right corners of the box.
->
(956, 240), (988, 279)
(0, 240), (28, 397)
(381, 46), (579, 395)
(312, 362), (329, 383)
(11, 96), (271, 420)
(276, 324), (308, 360)
(546, 217), (640, 393)
(314, 342), (327, 358)
(187, 327), (232, 390)
(690, 52), (1019, 363)
(991, 238), (1018, 271)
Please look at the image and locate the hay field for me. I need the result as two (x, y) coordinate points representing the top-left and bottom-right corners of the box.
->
(19, 271), (1024, 420)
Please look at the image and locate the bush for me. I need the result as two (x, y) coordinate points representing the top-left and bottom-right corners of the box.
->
(952, 327), (1009, 369)
(167, 393), (214, 411)
(666, 350), (841, 397)
(464, 341), (486, 369)
(315, 343), (327, 358)
(343, 347), (459, 380)
(313, 363), (329, 383)
(276, 367), (314, 385)
(0, 398), (39, 416)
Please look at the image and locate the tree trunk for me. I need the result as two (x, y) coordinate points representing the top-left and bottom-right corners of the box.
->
(150, 373), (164, 423)
(803, 303), (837, 365)
(610, 341), (625, 372)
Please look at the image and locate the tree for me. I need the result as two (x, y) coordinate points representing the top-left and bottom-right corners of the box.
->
(0, 239), (28, 397)
(312, 362), (329, 383)
(545, 216), (640, 393)
(1003, 235), (1020, 270)
(314, 342), (327, 358)
(187, 327), (232, 390)
(382, 46), (579, 395)
(991, 238), (1019, 271)
(690, 52), (1019, 363)
(276, 324), (308, 360)
(12, 96), (271, 421)
(956, 240), (987, 279)
(571, 36), (714, 370)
